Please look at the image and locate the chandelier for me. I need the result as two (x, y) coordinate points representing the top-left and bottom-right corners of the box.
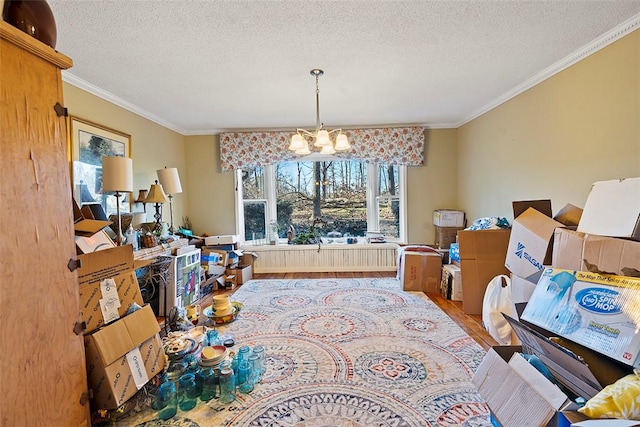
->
(288, 69), (351, 155)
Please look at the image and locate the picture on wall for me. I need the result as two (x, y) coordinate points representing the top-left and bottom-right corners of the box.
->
(68, 116), (132, 217)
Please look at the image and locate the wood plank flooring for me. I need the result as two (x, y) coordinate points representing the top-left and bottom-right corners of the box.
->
(215, 271), (498, 351)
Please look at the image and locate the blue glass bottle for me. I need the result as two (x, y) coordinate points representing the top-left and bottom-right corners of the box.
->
(178, 373), (198, 411)
(237, 360), (254, 394)
(252, 345), (266, 375)
(198, 367), (217, 401)
(219, 367), (236, 404)
(206, 329), (221, 346)
(157, 381), (177, 420)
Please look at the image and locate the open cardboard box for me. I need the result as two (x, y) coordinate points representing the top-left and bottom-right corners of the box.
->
(77, 245), (144, 335)
(577, 177), (640, 241)
(84, 304), (164, 409)
(473, 315), (610, 426)
(505, 207), (564, 278)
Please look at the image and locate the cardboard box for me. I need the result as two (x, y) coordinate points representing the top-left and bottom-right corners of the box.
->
(441, 263), (463, 301)
(521, 268), (640, 367)
(77, 245), (143, 335)
(73, 198), (112, 237)
(84, 305), (165, 409)
(553, 203), (583, 227)
(551, 228), (585, 271)
(473, 346), (578, 427)
(505, 207), (564, 278)
(510, 273), (537, 303)
(512, 199), (552, 219)
(433, 209), (465, 227)
(400, 251), (442, 293)
(474, 315), (608, 427)
(226, 264), (252, 285)
(434, 226), (463, 249)
(204, 234), (239, 245)
(458, 229), (511, 314)
(553, 228), (640, 277)
(577, 177), (640, 240)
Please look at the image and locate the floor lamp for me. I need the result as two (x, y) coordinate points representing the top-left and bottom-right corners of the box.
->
(102, 156), (133, 245)
(157, 167), (182, 235)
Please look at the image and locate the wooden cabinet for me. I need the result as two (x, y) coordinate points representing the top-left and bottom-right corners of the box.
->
(0, 22), (90, 426)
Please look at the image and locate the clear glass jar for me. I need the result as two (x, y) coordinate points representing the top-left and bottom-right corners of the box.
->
(178, 373), (198, 411)
(252, 344), (266, 376)
(237, 360), (254, 394)
(219, 367), (236, 404)
(198, 367), (217, 402)
(157, 381), (177, 421)
(248, 353), (262, 384)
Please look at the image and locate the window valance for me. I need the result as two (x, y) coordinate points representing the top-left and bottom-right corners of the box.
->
(219, 127), (424, 171)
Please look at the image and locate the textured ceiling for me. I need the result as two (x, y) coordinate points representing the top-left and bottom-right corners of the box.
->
(48, 1), (640, 135)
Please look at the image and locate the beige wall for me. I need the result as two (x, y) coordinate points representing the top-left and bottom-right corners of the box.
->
(407, 128), (459, 244)
(63, 83), (188, 230)
(184, 134), (236, 236)
(457, 30), (640, 223)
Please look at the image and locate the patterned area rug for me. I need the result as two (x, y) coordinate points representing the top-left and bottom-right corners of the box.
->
(123, 278), (492, 426)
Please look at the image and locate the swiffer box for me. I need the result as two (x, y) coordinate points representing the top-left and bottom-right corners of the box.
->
(84, 304), (164, 409)
(77, 245), (143, 335)
(505, 208), (564, 278)
(521, 268), (640, 367)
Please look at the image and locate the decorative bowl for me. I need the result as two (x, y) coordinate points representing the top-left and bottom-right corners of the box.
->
(203, 302), (243, 325)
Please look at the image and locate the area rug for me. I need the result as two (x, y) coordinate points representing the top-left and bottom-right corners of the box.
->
(123, 278), (492, 426)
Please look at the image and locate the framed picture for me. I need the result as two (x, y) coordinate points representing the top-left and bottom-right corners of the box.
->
(68, 116), (132, 217)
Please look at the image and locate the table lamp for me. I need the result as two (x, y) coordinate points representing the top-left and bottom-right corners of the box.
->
(145, 180), (167, 231)
(101, 156), (133, 245)
(157, 167), (182, 235)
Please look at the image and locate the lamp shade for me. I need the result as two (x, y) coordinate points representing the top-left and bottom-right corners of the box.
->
(145, 181), (167, 204)
(102, 156), (133, 193)
(157, 167), (182, 195)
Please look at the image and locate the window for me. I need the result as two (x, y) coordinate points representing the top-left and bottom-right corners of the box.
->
(236, 157), (406, 244)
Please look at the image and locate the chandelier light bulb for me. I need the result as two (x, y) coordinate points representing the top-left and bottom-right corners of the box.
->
(334, 133), (350, 151)
(289, 133), (305, 151)
(315, 130), (330, 147)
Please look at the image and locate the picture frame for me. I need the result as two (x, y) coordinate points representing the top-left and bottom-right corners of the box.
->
(68, 116), (132, 217)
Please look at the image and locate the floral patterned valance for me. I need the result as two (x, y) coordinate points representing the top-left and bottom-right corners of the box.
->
(219, 127), (424, 171)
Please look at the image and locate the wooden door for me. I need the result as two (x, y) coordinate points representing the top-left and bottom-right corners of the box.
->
(0, 22), (90, 426)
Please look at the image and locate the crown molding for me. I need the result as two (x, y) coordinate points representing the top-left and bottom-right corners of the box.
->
(61, 72), (187, 134)
(457, 12), (640, 128)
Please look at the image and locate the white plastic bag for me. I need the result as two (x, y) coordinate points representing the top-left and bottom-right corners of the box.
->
(482, 275), (519, 345)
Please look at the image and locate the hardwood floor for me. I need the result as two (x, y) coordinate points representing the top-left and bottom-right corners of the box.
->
(213, 271), (498, 351)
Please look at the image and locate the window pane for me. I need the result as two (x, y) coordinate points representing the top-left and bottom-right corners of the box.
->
(242, 167), (266, 242)
(378, 164), (399, 197)
(243, 200), (266, 242)
(276, 160), (368, 241)
(242, 167), (265, 199)
(377, 196), (400, 239)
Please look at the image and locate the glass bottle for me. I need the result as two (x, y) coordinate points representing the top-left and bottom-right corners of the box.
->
(219, 367), (236, 404)
(178, 373), (198, 411)
(198, 367), (217, 402)
(248, 353), (262, 384)
(237, 360), (254, 394)
(237, 345), (251, 363)
(206, 329), (221, 347)
(252, 344), (266, 376)
(157, 381), (178, 421)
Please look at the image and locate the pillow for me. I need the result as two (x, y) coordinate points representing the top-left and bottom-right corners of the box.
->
(578, 369), (640, 420)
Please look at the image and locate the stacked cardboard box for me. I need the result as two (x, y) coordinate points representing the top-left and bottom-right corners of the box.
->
(398, 247), (443, 293)
(433, 209), (465, 249)
(77, 245), (165, 409)
(474, 177), (640, 426)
